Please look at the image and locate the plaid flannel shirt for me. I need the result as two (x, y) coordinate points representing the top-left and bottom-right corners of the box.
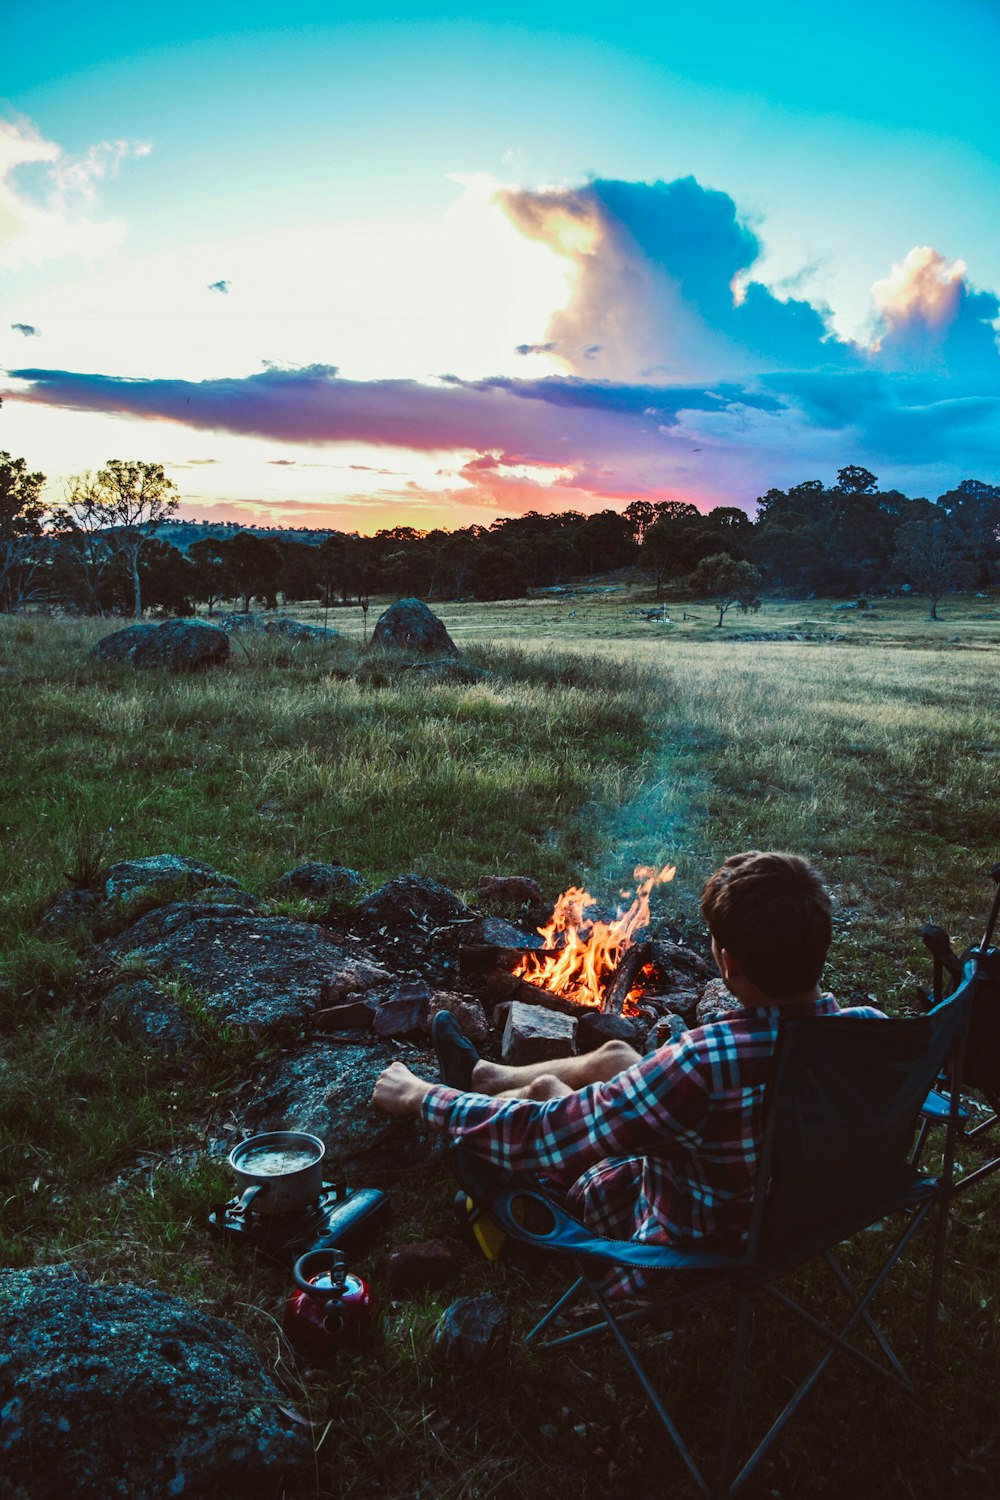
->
(422, 994), (886, 1298)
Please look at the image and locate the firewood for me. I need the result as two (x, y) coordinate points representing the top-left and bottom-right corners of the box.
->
(601, 940), (653, 1016)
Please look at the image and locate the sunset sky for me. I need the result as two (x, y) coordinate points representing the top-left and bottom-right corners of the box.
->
(3, 0), (999, 532)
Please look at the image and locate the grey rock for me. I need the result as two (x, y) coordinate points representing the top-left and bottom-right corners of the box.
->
(695, 978), (743, 1025)
(273, 862), (367, 902)
(464, 914), (541, 949)
(432, 1294), (511, 1367)
(0, 1267), (309, 1499)
(656, 988), (702, 1022)
(649, 939), (714, 986)
(245, 1039), (416, 1172)
(93, 905), (390, 1034)
(313, 998), (378, 1032)
(38, 886), (101, 938)
(102, 978), (198, 1056)
(476, 875), (543, 908)
(100, 854), (251, 911)
(370, 597), (458, 655)
(355, 873), (472, 933)
(219, 612), (342, 642)
(427, 991), (491, 1050)
(576, 1010), (643, 1053)
(375, 1239), (461, 1295)
(92, 619), (230, 672)
(501, 1000), (577, 1065)
(373, 978), (432, 1038)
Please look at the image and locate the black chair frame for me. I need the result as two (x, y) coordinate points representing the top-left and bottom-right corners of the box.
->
(454, 986), (972, 1499)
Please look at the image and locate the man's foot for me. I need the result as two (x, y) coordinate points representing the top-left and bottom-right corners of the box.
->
(431, 1011), (480, 1090)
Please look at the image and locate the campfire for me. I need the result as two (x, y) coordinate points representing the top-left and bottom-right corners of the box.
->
(513, 864), (676, 1015)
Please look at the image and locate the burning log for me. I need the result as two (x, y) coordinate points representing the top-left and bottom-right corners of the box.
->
(483, 965), (595, 1020)
(601, 939), (653, 1016)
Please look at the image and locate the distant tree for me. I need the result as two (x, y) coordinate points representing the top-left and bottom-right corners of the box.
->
(834, 465), (879, 495)
(187, 536), (231, 614)
(641, 502), (703, 598)
(573, 510), (636, 573)
(937, 479), (1000, 586)
(470, 544), (529, 600)
(437, 532), (481, 598)
(752, 521), (823, 595)
(276, 539), (320, 603)
(893, 515), (975, 619)
(139, 540), (196, 615)
(60, 460), (180, 617)
(0, 451), (47, 611)
(689, 553), (762, 627)
(219, 532), (283, 613)
(622, 499), (658, 545)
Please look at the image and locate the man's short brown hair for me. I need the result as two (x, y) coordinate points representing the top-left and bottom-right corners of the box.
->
(700, 851), (832, 1000)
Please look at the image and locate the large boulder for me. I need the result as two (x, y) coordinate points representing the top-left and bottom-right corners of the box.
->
(370, 598), (458, 654)
(355, 873), (472, 933)
(100, 854), (253, 911)
(103, 977), (199, 1056)
(272, 862), (367, 903)
(219, 612), (342, 642)
(244, 1038), (424, 1172)
(92, 619), (229, 671)
(92, 904), (390, 1035)
(0, 1266), (310, 1499)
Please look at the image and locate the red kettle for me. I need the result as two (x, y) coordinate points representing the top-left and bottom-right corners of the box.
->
(283, 1248), (377, 1360)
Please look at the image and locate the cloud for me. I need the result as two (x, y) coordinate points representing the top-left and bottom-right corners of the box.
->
(0, 113), (150, 269)
(10, 322), (39, 336)
(871, 247), (1000, 378)
(499, 177), (854, 382)
(514, 342), (556, 355)
(208, 279), (230, 294)
(6, 171), (1000, 515)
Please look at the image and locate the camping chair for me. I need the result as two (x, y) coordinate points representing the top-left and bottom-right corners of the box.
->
(912, 872), (1000, 1198)
(453, 988), (972, 1499)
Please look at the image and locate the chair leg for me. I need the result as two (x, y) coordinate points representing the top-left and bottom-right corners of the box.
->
(585, 1271), (713, 1500)
(924, 1199), (950, 1364)
(718, 1290), (753, 1497)
(823, 1251), (908, 1382)
(525, 1276), (587, 1344)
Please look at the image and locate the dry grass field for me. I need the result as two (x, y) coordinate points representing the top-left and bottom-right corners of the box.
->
(1, 592), (999, 1499)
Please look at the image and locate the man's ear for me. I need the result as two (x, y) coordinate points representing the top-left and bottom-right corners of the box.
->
(717, 947), (745, 986)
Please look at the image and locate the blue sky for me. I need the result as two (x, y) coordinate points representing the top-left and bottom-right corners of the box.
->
(3, 0), (999, 528)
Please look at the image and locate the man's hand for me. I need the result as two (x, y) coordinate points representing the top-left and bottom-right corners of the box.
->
(371, 1061), (433, 1118)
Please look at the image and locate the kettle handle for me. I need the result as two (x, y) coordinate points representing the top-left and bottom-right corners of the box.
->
(292, 1247), (347, 1302)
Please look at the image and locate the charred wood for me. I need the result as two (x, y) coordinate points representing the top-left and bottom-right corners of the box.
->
(601, 940), (653, 1016)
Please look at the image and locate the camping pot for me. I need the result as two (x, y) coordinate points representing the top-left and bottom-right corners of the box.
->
(228, 1131), (326, 1218)
(283, 1248), (378, 1359)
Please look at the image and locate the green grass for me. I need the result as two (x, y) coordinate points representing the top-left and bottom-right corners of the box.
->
(1, 601), (999, 1498)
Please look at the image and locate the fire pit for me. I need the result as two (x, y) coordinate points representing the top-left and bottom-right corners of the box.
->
(513, 863), (675, 1015)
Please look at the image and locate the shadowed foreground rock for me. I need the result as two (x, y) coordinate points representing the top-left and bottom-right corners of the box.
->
(432, 1294), (511, 1367)
(0, 1267), (310, 1499)
(93, 904), (390, 1033)
(91, 619), (230, 671)
(370, 597), (458, 654)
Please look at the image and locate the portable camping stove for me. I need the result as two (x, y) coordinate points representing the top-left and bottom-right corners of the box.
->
(208, 1182), (387, 1264)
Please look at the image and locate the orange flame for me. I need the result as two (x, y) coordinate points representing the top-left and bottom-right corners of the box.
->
(514, 863), (675, 1008)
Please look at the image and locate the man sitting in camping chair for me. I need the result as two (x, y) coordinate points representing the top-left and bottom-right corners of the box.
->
(371, 850), (885, 1296)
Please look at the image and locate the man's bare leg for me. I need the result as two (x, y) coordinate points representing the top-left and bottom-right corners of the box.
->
(471, 1039), (640, 1099)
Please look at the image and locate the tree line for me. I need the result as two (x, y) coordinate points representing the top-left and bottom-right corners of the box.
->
(1, 454), (997, 620)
